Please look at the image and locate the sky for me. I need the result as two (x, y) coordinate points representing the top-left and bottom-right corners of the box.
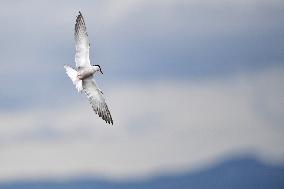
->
(0, 0), (284, 182)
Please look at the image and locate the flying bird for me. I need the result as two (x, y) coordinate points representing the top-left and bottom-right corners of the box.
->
(64, 12), (113, 125)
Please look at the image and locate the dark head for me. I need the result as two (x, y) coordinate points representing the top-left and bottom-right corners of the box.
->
(93, 65), (103, 74)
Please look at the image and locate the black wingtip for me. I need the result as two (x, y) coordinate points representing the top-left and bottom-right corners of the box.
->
(77, 11), (83, 20)
(106, 118), (113, 125)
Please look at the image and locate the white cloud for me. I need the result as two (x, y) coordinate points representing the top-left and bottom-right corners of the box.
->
(0, 0), (283, 76)
(0, 0), (283, 182)
(0, 67), (283, 182)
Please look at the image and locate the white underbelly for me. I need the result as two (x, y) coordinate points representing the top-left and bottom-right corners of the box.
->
(78, 68), (94, 79)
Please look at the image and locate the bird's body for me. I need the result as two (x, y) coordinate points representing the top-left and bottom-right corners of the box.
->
(77, 67), (95, 80)
(64, 12), (113, 125)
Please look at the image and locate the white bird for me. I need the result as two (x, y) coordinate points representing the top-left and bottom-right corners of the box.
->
(64, 12), (113, 125)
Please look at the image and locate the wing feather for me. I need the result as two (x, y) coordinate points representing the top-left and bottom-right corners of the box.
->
(83, 78), (113, 125)
(75, 12), (91, 69)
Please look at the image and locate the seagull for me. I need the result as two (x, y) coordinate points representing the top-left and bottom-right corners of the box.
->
(64, 12), (113, 125)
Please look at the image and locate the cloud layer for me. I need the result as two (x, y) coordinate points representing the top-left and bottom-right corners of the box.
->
(0, 68), (283, 181)
(0, 0), (283, 182)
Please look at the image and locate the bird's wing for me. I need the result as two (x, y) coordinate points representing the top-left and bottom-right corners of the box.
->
(74, 12), (91, 69)
(83, 78), (113, 125)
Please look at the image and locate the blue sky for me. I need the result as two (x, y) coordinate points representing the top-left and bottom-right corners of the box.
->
(0, 0), (283, 182)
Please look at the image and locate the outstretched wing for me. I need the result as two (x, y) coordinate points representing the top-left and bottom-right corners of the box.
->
(74, 11), (91, 69)
(83, 78), (113, 125)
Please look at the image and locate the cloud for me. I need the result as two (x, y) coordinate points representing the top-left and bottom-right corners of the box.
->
(0, 0), (283, 113)
(0, 0), (283, 77)
(0, 0), (283, 183)
(0, 67), (283, 181)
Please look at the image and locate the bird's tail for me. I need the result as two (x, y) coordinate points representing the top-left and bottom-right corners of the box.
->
(64, 65), (83, 92)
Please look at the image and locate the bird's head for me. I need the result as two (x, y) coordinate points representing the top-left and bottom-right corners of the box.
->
(93, 65), (103, 74)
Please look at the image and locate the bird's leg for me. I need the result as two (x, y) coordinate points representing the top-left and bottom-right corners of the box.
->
(77, 71), (83, 80)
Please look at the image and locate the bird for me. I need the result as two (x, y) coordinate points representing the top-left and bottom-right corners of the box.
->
(64, 11), (113, 125)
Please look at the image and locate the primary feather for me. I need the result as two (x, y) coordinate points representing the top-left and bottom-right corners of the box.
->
(83, 78), (113, 125)
(75, 11), (91, 69)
